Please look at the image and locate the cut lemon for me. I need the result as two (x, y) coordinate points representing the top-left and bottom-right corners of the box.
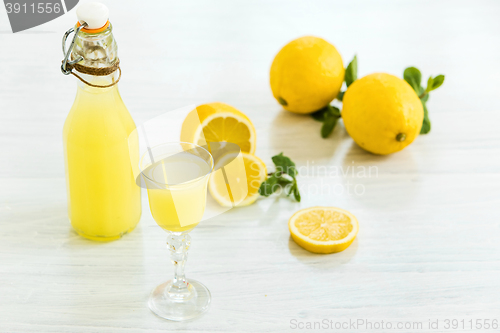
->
(289, 207), (359, 254)
(180, 102), (256, 154)
(209, 152), (267, 207)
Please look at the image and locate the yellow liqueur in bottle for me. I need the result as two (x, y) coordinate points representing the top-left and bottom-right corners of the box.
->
(62, 3), (141, 240)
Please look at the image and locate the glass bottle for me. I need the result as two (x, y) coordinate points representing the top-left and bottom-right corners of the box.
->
(62, 5), (141, 241)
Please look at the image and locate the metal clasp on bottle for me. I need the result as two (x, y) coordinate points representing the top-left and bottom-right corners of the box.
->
(61, 22), (88, 75)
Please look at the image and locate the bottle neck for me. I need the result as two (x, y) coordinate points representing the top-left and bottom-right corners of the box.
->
(76, 70), (120, 94)
(72, 23), (118, 68)
(71, 23), (121, 94)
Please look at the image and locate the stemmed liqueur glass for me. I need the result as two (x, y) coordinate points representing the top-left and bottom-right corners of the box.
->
(140, 142), (214, 321)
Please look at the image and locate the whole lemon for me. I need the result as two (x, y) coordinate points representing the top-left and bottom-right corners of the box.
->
(270, 36), (344, 114)
(342, 73), (424, 155)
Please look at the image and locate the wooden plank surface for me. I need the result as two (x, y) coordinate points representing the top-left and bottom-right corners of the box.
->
(1, 0), (500, 331)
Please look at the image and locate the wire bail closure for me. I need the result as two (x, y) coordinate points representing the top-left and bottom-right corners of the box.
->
(60, 22), (121, 88)
(61, 22), (87, 75)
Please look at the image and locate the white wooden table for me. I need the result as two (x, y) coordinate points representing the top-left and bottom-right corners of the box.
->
(1, 0), (500, 331)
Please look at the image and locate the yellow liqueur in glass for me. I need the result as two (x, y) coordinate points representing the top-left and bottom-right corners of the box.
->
(139, 142), (214, 321)
(143, 151), (211, 232)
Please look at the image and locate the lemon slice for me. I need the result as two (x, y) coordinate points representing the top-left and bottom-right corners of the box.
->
(209, 152), (266, 207)
(289, 207), (359, 253)
(181, 102), (256, 154)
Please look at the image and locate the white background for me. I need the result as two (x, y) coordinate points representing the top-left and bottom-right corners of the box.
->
(1, 0), (499, 331)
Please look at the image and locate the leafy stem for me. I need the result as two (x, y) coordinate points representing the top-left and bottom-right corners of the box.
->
(403, 67), (445, 134)
(311, 105), (341, 138)
(259, 152), (300, 202)
(336, 55), (357, 102)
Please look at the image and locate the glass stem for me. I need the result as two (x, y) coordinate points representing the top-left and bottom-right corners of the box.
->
(166, 232), (192, 300)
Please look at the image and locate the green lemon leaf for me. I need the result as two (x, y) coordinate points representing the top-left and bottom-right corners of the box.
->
(312, 105), (341, 138)
(329, 105), (341, 117)
(420, 101), (431, 134)
(311, 107), (329, 122)
(321, 114), (338, 138)
(283, 179), (294, 196)
(288, 181), (296, 197)
(336, 91), (345, 102)
(432, 75), (445, 89)
(293, 181), (301, 202)
(314, 105), (341, 138)
(280, 177), (294, 197)
(345, 55), (358, 87)
(278, 176), (293, 187)
(272, 153), (297, 178)
(403, 67), (442, 134)
(259, 174), (278, 196)
(404, 67), (422, 93)
(426, 74), (445, 92)
(426, 76), (434, 92)
(260, 153), (301, 201)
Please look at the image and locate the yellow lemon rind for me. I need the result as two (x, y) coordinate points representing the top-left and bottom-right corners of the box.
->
(289, 206), (359, 254)
(270, 36), (345, 114)
(342, 73), (423, 155)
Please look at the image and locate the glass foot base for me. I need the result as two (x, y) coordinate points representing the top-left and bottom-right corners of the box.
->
(148, 279), (211, 321)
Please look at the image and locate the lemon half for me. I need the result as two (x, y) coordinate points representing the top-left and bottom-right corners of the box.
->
(180, 102), (256, 154)
(208, 152), (267, 207)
